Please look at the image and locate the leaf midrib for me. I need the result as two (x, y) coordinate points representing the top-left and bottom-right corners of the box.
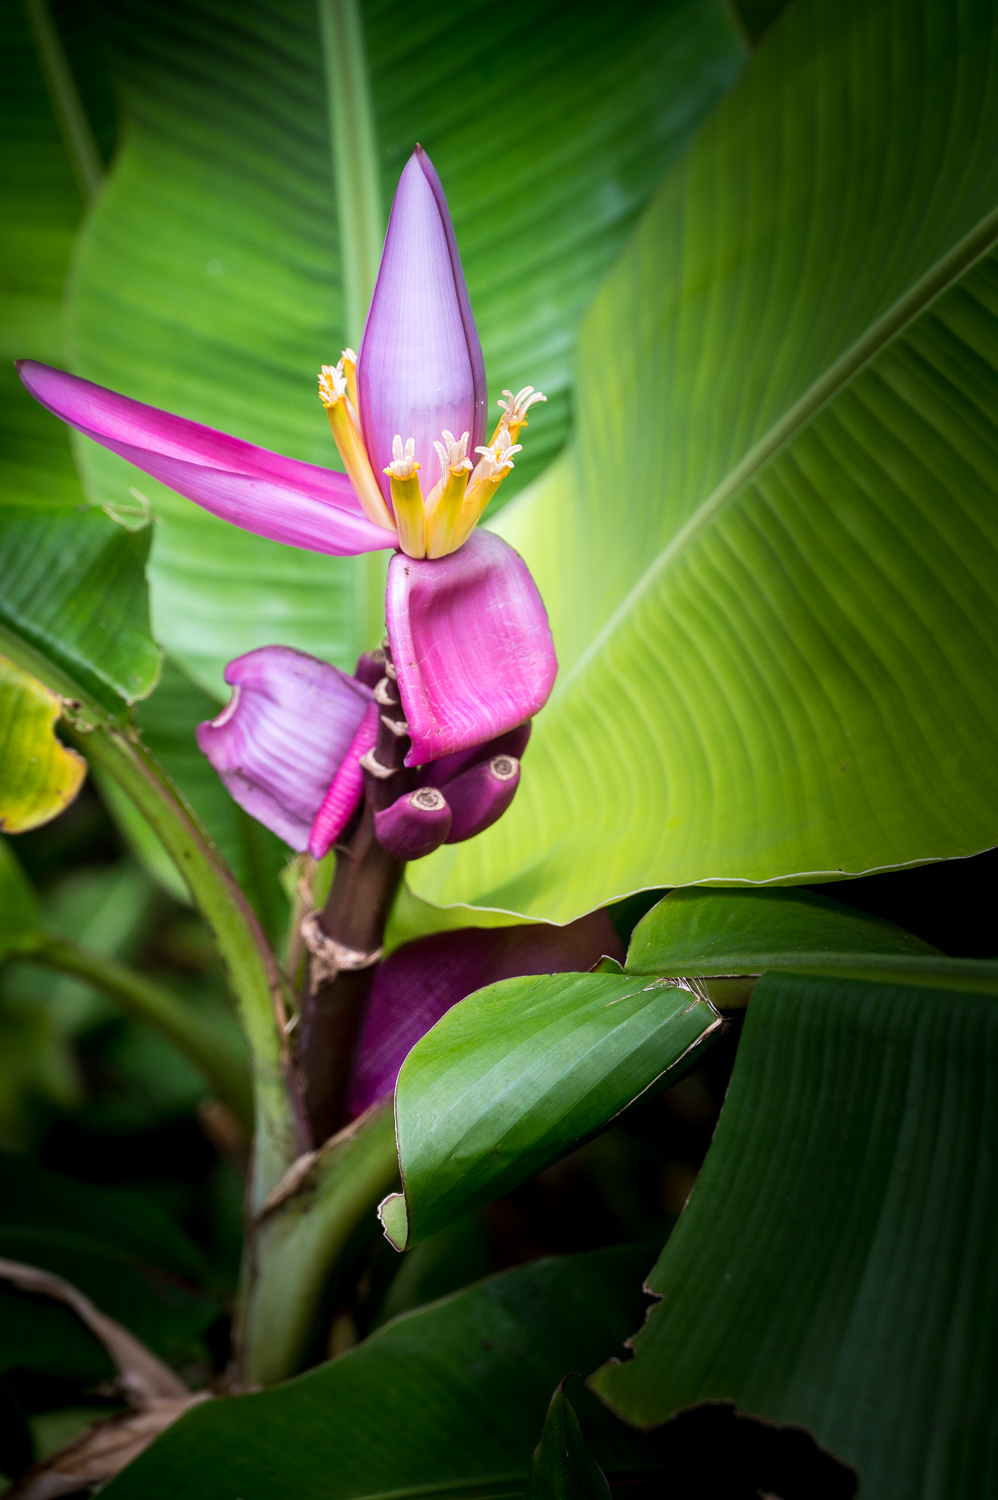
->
(558, 197), (998, 696)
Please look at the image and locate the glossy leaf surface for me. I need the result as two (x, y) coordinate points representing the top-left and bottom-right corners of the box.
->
(526, 1384), (611, 1500)
(627, 887), (998, 994)
(0, 655), (85, 832)
(381, 971), (722, 1250)
(593, 970), (998, 1498)
(415, 0), (998, 919)
(68, 0), (745, 695)
(104, 1246), (660, 1500)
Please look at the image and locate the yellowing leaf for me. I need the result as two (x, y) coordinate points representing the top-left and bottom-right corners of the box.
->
(0, 655), (85, 832)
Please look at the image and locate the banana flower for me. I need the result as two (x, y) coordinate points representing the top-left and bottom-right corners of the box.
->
(16, 146), (557, 795)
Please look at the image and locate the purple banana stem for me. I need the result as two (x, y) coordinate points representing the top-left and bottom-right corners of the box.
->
(443, 755), (520, 844)
(349, 912), (625, 1117)
(374, 786), (452, 861)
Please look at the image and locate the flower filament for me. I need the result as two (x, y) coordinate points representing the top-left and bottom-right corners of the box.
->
(319, 358), (545, 559)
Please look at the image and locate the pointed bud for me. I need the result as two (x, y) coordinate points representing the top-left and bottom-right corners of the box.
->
(374, 786), (452, 861)
(357, 147), (486, 505)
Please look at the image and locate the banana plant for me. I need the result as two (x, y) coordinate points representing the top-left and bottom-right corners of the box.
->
(3, 0), (998, 1495)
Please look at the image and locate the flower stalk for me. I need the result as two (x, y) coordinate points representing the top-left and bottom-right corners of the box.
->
(298, 638), (411, 1143)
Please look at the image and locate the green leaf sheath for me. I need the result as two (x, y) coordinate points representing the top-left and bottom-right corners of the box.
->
(416, 0), (998, 919)
(67, 0), (745, 696)
(384, 971), (723, 1250)
(237, 1101), (399, 1387)
(626, 887), (998, 995)
(0, 625), (299, 1210)
(104, 1245), (660, 1500)
(22, 935), (252, 1130)
(592, 971), (998, 1499)
(526, 1384), (611, 1500)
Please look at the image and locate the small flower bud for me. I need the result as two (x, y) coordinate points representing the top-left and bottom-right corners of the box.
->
(443, 755), (520, 843)
(374, 786), (452, 860)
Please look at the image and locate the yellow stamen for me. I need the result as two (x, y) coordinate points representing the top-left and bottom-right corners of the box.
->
(384, 436), (425, 558)
(340, 348), (359, 416)
(453, 427), (522, 546)
(425, 430), (472, 558)
(489, 385), (547, 447)
(318, 363), (395, 532)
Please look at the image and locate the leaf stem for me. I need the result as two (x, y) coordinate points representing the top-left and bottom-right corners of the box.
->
(237, 1101), (399, 1386)
(317, 0), (383, 347)
(299, 650), (408, 1141)
(23, 0), (103, 204)
(0, 620), (305, 1211)
(23, 933), (254, 1132)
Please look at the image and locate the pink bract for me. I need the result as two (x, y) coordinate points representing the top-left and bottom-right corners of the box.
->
(386, 529), (557, 765)
(195, 646), (373, 851)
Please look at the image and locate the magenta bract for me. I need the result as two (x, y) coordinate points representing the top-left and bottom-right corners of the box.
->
(386, 529), (557, 765)
(16, 361), (396, 557)
(308, 702), (379, 859)
(349, 912), (625, 1117)
(357, 147), (487, 505)
(195, 646), (373, 851)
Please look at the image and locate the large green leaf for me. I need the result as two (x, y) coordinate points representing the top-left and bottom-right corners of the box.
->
(592, 970), (998, 1498)
(525, 1384), (611, 1500)
(413, 0), (998, 920)
(68, 0), (745, 696)
(0, 0), (159, 706)
(626, 887), (998, 994)
(103, 1245), (660, 1500)
(0, 0), (84, 509)
(380, 970), (722, 1251)
(0, 838), (41, 960)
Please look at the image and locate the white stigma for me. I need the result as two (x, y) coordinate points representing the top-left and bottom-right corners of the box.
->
(433, 429), (472, 482)
(387, 434), (419, 479)
(318, 362), (348, 405)
(474, 426), (522, 479)
(497, 385), (547, 425)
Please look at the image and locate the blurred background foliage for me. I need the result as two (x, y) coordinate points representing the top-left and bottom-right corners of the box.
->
(2, 0), (998, 1488)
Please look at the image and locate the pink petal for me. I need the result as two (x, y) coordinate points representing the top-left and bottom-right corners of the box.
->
(308, 703), (379, 859)
(386, 530), (557, 765)
(196, 647), (373, 851)
(17, 362), (397, 555)
(357, 150), (484, 503)
(349, 911), (624, 1117)
(17, 360), (363, 510)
